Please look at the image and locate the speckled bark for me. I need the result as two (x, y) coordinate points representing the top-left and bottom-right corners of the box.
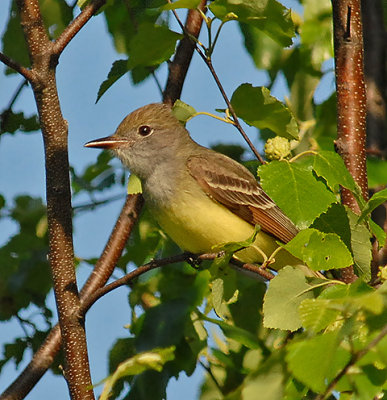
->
(15, 0), (94, 399)
(332, 0), (368, 283)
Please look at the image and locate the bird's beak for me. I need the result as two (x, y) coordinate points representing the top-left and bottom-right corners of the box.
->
(84, 135), (128, 149)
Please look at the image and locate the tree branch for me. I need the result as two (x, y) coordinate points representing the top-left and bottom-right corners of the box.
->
(0, 79), (28, 134)
(331, 0), (368, 283)
(80, 252), (274, 313)
(53, 0), (107, 56)
(15, 0), (94, 398)
(0, 194), (144, 400)
(315, 323), (387, 400)
(0, 52), (34, 81)
(170, 8), (265, 164)
(163, 0), (207, 105)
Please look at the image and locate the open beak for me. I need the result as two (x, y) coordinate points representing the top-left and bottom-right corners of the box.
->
(84, 135), (128, 149)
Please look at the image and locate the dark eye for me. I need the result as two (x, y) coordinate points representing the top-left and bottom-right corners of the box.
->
(138, 125), (153, 136)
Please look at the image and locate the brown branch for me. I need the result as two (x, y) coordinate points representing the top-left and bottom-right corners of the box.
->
(53, 0), (107, 56)
(331, 0), (368, 283)
(315, 323), (387, 400)
(204, 58), (266, 165)
(0, 194), (144, 400)
(0, 79), (28, 134)
(0, 52), (34, 81)
(80, 252), (275, 313)
(163, 0), (207, 105)
(15, 0), (94, 398)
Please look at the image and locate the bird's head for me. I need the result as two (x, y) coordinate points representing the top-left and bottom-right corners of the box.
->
(85, 103), (191, 179)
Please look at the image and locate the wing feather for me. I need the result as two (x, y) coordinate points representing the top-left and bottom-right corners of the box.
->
(187, 153), (298, 243)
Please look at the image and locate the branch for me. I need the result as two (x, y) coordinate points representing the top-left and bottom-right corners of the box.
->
(15, 0), (94, 398)
(0, 194), (144, 400)
(53, 0), (107, 56)
(0, 52), (34, 81)
(170, 9), (265, 164)
(0, 79), (28, 134)
(81, 252), (275, 312)
(163, 0), (207, 105)
(204, 58), (265, 164)
(331, 0), (368, 283)
(315, 323), (387, 400)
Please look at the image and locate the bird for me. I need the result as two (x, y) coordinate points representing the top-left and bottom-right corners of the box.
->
(85, 103), (300, 269)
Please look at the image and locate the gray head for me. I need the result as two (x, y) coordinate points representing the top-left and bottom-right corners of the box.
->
(85, 103), (194, 180)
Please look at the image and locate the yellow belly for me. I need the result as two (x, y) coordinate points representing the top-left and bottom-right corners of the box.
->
(148, 187), (295, 268)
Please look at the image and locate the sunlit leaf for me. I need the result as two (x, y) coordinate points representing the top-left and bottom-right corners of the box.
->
(231, 84), (299, 139)
(263, 266), (314, 331)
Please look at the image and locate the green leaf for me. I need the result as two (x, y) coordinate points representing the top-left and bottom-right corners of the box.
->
(367, 158), (387, 188)
(369, 219), (386, 249)
(127, 23), (183, 69)
(318, 280), (383, 314)
(0, 196), (50, 320)
(100, 347), (175, 400)
(312, 204), (372, 280)
(199, 312), (261, 349)
(127, 174), (142, 195)
(0, 111), (40, 135)
(242, 362), (284, 400)
(312, 203), (352, 249)
(299, 298), (341, 332)
(258, 160), (337, 229)
(347, 209), (372, 281)
(301, 0), (333, 68)
(103, 0), (162, 55)
(286, 48), (321, 121)
(263, 266), (315, 331)
(172, 100), (197, 123)
(239, 23), (284, 73)
(96, 59), (130, 103)
(311, 94), (337, 150)
(283, 228), (353, 270)
(39, 0), (73, 39)
(162, 0), (201, 10)
(286, 331), (350, 393)
(312, 151), (357, 193)
(135, 300), (191, 351)
(359, 188), (387, 223)
(2, 1), (30, 72)
(231, 84), (299, 140)
(210, 0), (295, 47)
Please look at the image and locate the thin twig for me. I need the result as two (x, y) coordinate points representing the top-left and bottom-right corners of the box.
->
(82, 252), (274, 311)
(163, 1), (207, 105)
(169, 9), (265, 164)
(0, 52), (34, 81)
(53, 0), (106, 55)
(72, 193), (126, 212)
(315, 323), (387, 400)
(0, 79), (28, 134)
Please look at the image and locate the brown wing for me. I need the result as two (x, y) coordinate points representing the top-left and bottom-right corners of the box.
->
(187, 152), (298, 243)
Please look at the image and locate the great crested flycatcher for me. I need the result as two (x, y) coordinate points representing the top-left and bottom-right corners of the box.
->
(85, 103), (300, 268)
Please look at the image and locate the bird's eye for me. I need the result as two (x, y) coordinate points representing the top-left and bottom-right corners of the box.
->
(138, 125), (153, 136)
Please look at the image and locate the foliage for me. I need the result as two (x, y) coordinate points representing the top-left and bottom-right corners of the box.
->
(1, 0), (387, 399)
